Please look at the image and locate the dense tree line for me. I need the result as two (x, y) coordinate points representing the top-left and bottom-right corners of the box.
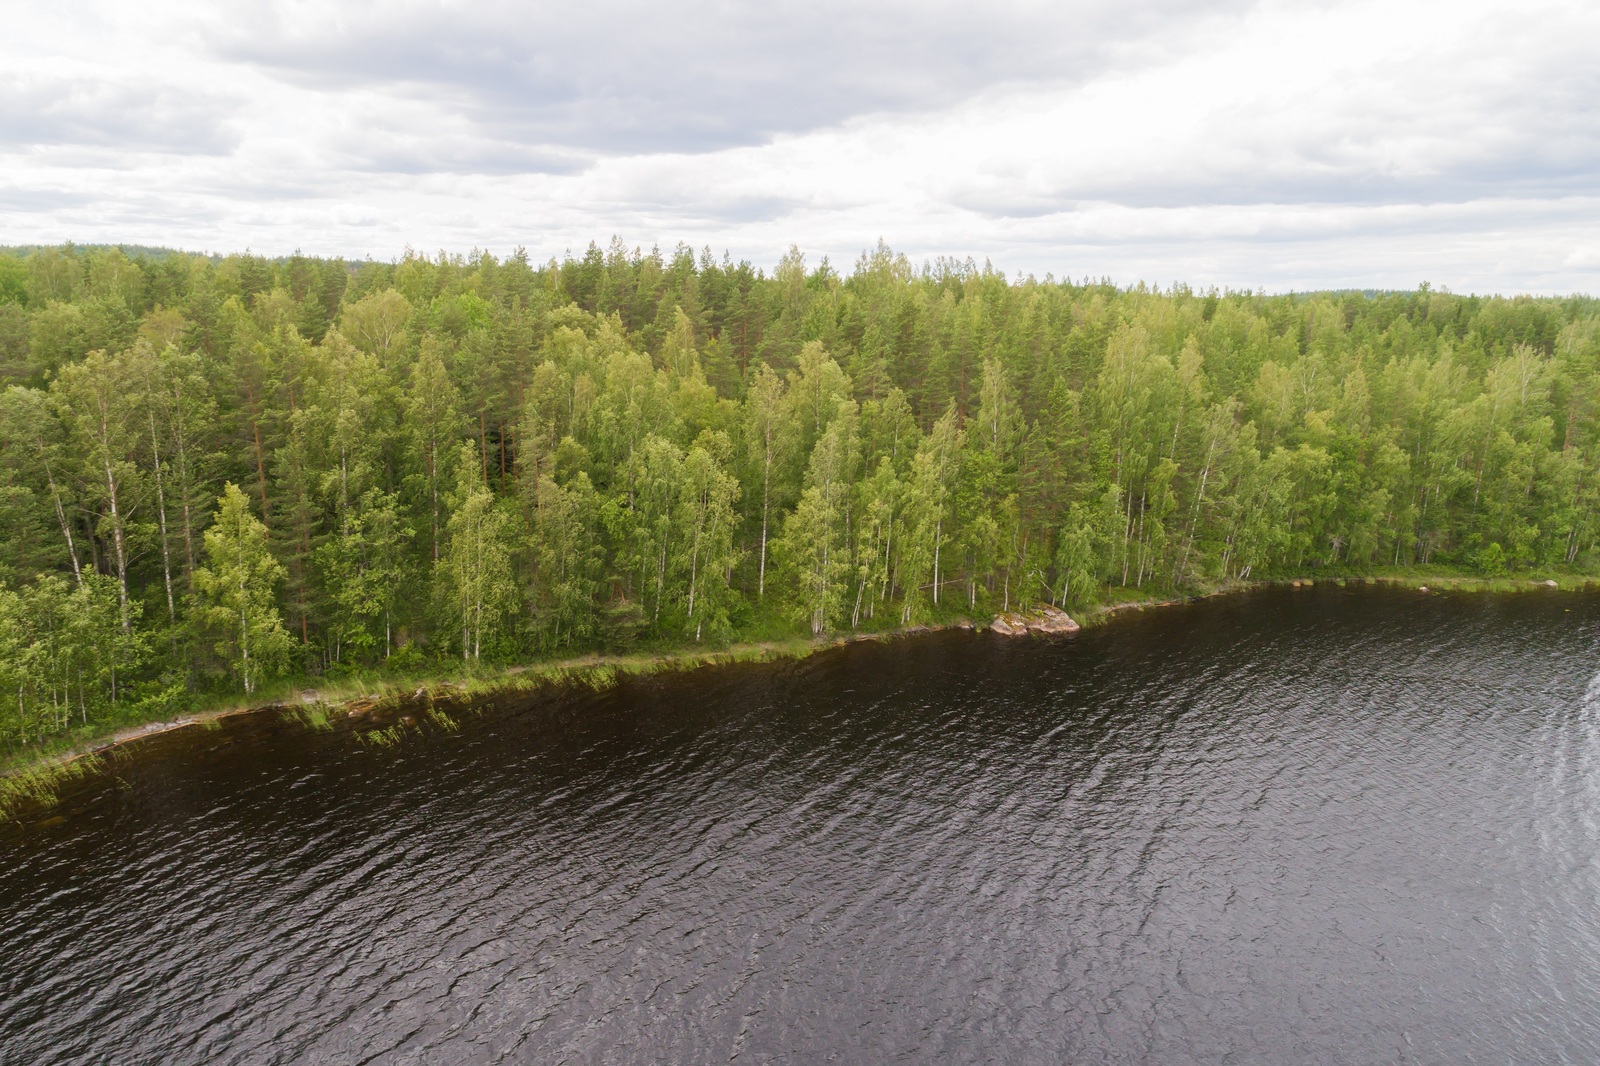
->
(2, 240), (1598, 747)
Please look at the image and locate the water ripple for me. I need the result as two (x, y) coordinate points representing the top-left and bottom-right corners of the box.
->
(5, 587), (1600, 1064)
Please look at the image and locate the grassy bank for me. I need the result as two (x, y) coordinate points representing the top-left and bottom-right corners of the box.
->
(2, 636), (809, 767)
(4, 571), (1595, 820)
(0, 637), (827, 820)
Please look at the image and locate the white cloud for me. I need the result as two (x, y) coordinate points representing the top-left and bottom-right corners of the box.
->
(207, 0), (1238, 153)
(1, 0), (1597, 293)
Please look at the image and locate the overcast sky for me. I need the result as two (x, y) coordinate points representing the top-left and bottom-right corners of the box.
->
(3, 0), (1598, 292)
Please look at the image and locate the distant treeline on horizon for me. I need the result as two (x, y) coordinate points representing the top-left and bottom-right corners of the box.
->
(3, 240), (1575, 302)
(1, 239), (1597, 746)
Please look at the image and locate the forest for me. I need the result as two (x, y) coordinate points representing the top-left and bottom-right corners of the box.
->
(1, 239), (1598, 752)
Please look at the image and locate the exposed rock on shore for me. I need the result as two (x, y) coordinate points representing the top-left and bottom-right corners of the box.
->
(990, 607), (1080, 636)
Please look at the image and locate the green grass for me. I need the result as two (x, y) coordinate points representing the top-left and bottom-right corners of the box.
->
(0, 754), (106, 821)
(287, 705), (334, 732)
(423, 707), (459, 733)
(356, 725), (407, 748)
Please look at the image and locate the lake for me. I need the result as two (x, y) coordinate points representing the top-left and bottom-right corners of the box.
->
(4, 586), (1600, 1064)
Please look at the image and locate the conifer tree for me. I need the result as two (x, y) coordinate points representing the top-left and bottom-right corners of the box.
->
(4, 242), (1600, 752)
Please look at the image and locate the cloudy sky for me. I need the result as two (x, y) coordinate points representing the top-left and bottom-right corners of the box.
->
(3, 0), (1598, 292)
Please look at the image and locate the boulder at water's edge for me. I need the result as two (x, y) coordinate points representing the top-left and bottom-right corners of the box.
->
(991, 607), (1080, 636)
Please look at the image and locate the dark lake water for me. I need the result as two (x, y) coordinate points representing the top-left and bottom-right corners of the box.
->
(4, 587), (1600, 1064)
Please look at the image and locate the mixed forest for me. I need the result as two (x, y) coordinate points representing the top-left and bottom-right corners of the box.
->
(1, 239), (1598, 752)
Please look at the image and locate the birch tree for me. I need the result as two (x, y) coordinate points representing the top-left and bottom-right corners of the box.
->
(53, 350), (142, 631)
(436, 442), (518, 660)
(193, 483), (292, 694)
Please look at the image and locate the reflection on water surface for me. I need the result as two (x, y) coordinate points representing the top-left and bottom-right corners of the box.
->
(4, 587), (1600, 1064)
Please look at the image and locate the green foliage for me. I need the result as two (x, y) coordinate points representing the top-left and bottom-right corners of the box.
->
(315, 488), (413, 661)
(0, 256), (27, 307)
(435, 443), (519, 660)
(0, 572), (145, 743)
(530, 471), (603, 648)
(4, 240), (1600, 756)
(192, 484), (293, 694)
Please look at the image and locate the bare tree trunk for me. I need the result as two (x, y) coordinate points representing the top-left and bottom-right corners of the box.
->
(102, 454), (131, 634)
(40, 454), (83, 588)
(480, 410), (489, 483)
(430, 437), (441, 562)
(758, 445), (772, 598)
(245, 383), (270, 527)
(148, 411), (177, 623)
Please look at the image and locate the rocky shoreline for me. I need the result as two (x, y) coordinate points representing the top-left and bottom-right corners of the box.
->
(989, 606), (1082, 636)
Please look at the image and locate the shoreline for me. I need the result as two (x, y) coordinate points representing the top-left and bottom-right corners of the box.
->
(3, 573), (1593, 820)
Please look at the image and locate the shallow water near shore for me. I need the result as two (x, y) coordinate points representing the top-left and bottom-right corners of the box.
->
(4, 586), (1600, 1064)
